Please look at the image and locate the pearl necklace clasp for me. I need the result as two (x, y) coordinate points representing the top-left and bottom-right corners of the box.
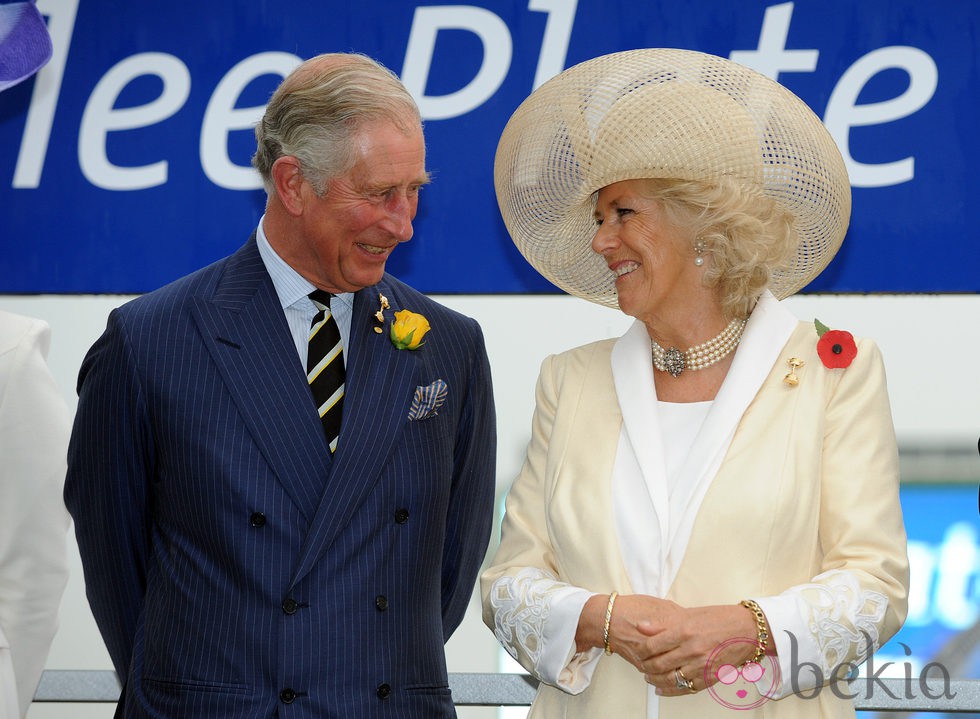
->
(651, 318), (747, 378)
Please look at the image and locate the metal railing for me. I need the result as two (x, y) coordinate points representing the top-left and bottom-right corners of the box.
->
(33, 670), (980, 712)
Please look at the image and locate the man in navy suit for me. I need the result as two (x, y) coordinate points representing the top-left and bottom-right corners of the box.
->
(65, 52), (496, 718)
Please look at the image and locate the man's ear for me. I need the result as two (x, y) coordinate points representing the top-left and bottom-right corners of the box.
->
(271, 156), (307, 216)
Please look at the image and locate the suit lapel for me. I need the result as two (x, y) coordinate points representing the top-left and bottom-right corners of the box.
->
(611, 320), (671, 555)
(288, 277), (419, 587)
(190, 239), (330, 522)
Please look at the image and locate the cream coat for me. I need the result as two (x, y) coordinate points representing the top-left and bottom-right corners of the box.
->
(0, 312), (70, 719)
(482, 318), (909, 718)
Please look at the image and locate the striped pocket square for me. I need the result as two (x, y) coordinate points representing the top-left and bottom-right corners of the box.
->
(408, 379), (448, 421)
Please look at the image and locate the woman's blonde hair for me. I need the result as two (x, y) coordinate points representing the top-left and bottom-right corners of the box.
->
(637, 178), (797, 319)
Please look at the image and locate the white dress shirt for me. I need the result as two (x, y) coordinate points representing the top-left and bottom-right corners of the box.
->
(256, 216), (354, 366)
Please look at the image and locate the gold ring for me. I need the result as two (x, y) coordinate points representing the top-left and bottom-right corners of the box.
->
(675, 667), (695, 693)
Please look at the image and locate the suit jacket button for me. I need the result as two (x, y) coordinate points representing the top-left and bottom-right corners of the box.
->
(394, 508), (409, 524)
(375, 595), (389, 611)
(376, 683), (391, 699)
(282, 598), (299, 615)
(280, 688), (297, 704)
(250, 512), (266, 528)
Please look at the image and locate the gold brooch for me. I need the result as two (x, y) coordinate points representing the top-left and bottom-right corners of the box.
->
(783, 357), (804, 386)
(373, 294), (390, 334)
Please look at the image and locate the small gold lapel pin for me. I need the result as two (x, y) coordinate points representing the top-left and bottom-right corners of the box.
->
(374, 293), (390, 327)
(783, 357), (805, 386)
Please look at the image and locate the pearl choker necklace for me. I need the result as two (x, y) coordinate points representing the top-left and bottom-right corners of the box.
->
(651, 318), (747, 378)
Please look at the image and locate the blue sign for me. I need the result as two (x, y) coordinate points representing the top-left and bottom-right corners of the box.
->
(1, 1), (976, 294)
(867, 484), (980, 716)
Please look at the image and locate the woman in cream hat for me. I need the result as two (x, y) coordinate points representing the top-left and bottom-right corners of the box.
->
(482, 48), (909, 717)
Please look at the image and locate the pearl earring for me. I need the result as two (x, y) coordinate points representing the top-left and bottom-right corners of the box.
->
(694, 239), (706, 267)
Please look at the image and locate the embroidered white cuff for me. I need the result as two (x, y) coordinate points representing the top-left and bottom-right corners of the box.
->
(488, 568), (601, 693)
(754, 593), (823, 699)
(754, 569), (889, 700)
(546, 588), (602, 693)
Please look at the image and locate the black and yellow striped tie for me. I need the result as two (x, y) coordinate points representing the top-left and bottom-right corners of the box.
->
(307, 290), (345, 452)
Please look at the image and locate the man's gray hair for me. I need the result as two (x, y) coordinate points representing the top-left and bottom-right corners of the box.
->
(252, 53), (422, 195)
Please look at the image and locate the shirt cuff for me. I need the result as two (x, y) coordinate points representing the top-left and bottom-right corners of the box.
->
(754, 594), (824, 700)
(538, 588), (603, 694)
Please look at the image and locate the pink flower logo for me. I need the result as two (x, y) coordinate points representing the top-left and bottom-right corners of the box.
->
(705, 637), (781, 710)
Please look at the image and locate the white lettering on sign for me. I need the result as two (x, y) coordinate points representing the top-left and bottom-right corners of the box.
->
(201, 52), (301, 190)
(528, 0), (577, 90)
(9, 1), (938, 191)
(16, 1), (297, 191)
(13, 0), (79, 188)
(824, 46), (937, 188)
(401, 0), (577, 119)
(401, 5), (513, 121)
(906, 522), (980, 630)
(729, 2), (818, 80)
(78, 53), (190, 190)
(731, 2), (937, 187)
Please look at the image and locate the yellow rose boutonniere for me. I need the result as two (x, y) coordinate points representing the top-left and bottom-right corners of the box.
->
(390, 310), (430, 350)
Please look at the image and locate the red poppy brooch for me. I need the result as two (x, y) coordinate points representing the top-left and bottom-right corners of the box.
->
(814, 319), (857, 369)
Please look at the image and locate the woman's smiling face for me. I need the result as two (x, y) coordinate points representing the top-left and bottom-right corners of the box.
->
(591, 179), (701, 325)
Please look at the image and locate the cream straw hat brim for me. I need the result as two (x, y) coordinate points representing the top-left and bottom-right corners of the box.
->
(494, 48), (851, 306)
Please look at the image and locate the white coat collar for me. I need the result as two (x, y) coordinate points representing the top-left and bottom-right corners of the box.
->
(610, 291), (797, 595)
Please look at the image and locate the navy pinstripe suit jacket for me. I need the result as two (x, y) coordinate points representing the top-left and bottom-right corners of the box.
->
(65, 239), (497, 718)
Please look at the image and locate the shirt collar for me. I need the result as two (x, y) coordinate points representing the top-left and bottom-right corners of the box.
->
(256, 215), (354, 311)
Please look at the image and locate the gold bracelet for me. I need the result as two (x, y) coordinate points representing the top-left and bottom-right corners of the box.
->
(603, 591), (619, 655)
(739, 598), (769, 665)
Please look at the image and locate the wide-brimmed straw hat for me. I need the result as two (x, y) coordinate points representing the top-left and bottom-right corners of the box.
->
(494, 48), (851, 307)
